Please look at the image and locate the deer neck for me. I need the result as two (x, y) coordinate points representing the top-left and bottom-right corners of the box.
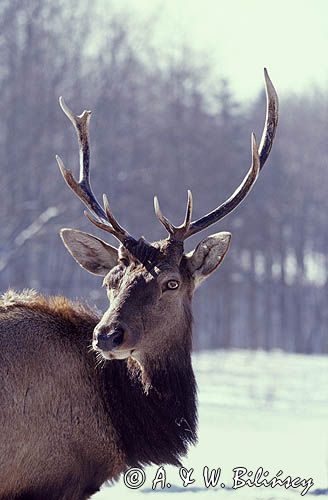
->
(102, 343), (197, 468)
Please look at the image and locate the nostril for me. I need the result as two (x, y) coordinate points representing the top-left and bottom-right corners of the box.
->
(95, 327), (125, 350)
(95, 331), (110, 350)
(111, 328), (124, 348)
(97, 331), (109, 342)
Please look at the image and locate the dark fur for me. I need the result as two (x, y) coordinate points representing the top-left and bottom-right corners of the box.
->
(0, 290), (197, 500)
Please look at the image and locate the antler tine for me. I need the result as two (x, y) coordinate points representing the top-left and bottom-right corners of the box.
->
(259, 68), (279, 168)
(56, 97), (107, 223)
(58, 96), (91, 184)
(182, 190), (193, 229)
(102, 194), (128, 237)
(185, 133), (260, 238)
(83, 211), (128, 245)
(154, 196), (175, 235)
(154, 190), (193, 240)
(156, 69), (278, 241)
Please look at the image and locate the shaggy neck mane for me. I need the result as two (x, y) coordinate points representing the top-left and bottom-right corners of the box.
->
(103, 345), (198, 468)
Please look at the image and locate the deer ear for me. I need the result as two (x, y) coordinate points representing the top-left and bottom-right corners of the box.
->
(60, 228), (118, 276)
(186, 232), (231, 288)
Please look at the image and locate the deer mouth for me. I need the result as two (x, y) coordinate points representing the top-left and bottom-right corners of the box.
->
(92, 339), (136, 360)
(92, 324), (139, 360)
(100, 348), (135, 361)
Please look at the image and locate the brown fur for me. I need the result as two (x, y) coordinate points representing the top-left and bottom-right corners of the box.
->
(0, 289), (197, 499)
(0, 289), (98, 325)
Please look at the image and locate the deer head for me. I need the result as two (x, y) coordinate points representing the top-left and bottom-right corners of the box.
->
(56, 69), (278, 370)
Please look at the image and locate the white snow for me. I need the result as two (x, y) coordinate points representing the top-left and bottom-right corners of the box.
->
(94, 350), (328, 499)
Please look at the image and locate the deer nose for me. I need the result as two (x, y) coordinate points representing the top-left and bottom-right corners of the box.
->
(95, 327), (125, 351)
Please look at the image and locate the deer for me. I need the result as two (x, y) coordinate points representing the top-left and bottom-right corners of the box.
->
(0, 69), (278, 500)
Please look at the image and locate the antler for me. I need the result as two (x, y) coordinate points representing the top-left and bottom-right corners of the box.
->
(154, 190), (193, 241)
(56, 98), (162, 276)
(154, 68), (279, 240)
(56, 97), (133, 246)
(57, 69), (278, 272)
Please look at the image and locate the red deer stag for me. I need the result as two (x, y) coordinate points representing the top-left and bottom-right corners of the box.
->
(0, 69), (278, 499)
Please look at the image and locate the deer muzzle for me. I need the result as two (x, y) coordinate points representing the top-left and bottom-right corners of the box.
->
(94, 327), (125, 351)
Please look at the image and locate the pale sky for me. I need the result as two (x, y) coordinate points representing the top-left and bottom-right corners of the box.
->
(110, 0), (328, 100)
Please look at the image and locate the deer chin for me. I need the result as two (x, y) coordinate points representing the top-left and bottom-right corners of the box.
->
(101, 349), (135, 361)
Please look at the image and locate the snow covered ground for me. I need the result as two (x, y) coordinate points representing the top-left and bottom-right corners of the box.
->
(94, 350), (328, 499)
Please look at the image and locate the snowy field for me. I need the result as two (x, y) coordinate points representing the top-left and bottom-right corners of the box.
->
(94, 350), (328, 500)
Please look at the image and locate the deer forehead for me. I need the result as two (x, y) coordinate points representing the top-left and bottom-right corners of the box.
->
(117, 239), (184, 272)
(105, 262), (184, 289)
(103, 247), (189, 299)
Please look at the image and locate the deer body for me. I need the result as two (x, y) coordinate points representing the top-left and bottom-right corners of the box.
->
(0, 290), (196, 499)
(0, 292), (120, 499)
(0, 70), (278, 499)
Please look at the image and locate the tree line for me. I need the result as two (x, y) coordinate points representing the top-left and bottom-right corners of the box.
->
(0, 1), (327, 354)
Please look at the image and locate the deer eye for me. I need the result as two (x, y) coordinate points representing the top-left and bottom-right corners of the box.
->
(166, 280), (180, 290)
